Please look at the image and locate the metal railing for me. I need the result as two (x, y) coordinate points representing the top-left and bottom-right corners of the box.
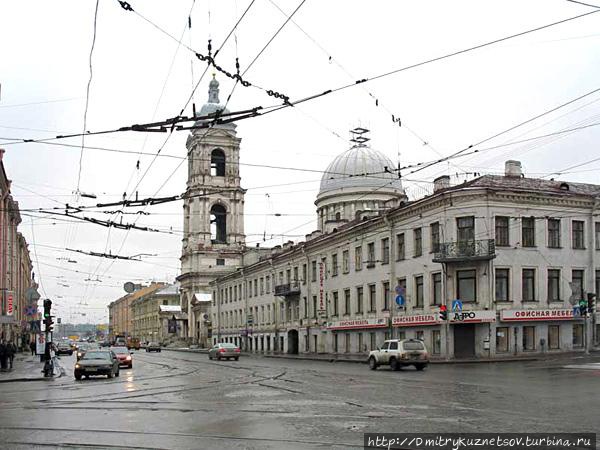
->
(274, 281), (301, 297)
(433, 239), (496, 263)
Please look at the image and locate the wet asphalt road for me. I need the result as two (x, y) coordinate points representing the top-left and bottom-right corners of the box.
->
(0, 350), (599, 449)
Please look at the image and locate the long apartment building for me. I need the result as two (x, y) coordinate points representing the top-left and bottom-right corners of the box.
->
(210, 160), (599, 359)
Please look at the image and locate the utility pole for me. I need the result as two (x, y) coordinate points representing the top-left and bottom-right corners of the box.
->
(42, 299), (54, 377)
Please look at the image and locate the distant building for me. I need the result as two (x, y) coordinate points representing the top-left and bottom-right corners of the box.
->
(0, 149), (34, 346)
(108, 283), (165, 340)
(131, 283), (183, 343)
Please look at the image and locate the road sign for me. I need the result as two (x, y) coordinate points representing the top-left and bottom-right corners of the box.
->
(573, 306), (581, 317)
(395, 295), (405, 306)
(395, 285), (404, 295)
(25, 305), (37, 317)
(30, 320), (41, 333)
(452, 300), (463, 312)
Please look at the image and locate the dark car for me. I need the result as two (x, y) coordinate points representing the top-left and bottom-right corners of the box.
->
(111, 346), (133, 368)
(56, 342), (73, 356)
(76, 343), (100, 360)
(74, 350), (120, 380)
(146, 342), (161, 352)
(208, 343), (241, 361)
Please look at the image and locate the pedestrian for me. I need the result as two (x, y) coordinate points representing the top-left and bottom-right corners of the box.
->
(30, 340), (36, 356)
(6, 341), (16, 370)
(0, 340), (7, 372)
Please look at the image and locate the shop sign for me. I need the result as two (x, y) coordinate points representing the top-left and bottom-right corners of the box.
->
(318, 262), (326, 315)
(450, 310), (496, 323)
(326, 318), (387, 331)
(500, 309), (576, 322)
(392, 314), (440, 327)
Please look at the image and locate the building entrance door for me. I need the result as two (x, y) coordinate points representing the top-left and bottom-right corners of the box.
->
(454, 324), (475, 358)
(287, 329), (299, 354)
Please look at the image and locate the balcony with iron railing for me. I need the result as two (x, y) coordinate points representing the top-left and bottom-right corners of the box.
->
(274, 281), (301, 297)
(433, 239), (496, 263)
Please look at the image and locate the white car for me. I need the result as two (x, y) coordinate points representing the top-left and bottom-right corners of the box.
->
(368, 339), (429, 371)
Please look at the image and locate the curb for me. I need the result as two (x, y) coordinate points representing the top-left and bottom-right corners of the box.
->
(162, 348), (209, 354)
(261, 354), (541, 364)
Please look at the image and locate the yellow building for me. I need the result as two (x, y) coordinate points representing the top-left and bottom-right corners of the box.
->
(131, 284), (181, 343)
(108, 283), (165, 340)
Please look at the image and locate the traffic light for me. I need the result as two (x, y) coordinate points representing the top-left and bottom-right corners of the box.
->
(588, 293), (597, 315)
(43, 298), (52, 319)
(578, 299), (587, 316)
(439, 304), (448, 320)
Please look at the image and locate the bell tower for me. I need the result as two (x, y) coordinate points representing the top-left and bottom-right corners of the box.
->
(178, 76), (245, 342)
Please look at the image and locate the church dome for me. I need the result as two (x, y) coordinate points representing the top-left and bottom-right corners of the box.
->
(194, 75), (236, 131)
(318, 145), (403, 197)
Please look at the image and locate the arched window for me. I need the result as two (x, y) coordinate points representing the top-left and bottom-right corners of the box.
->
(210, 204), (227, 243)
(211, 149), (226, 176)
(335, 212), (341, 221)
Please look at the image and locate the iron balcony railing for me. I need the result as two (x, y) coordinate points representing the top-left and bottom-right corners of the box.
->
(274, 281), (301, 297)
(433, 239), (496, 263)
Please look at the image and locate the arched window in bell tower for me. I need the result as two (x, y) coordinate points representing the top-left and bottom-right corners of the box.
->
(210, 149), (226, 176)
(210, 204), (227, 243)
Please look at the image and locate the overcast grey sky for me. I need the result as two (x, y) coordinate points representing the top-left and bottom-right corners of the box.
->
(1, 0), (599, 323)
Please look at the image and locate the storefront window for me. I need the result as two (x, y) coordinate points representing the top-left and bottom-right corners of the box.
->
(523, 326), (536, 351)
(548, 325), (560, 350)
(358, 333), (364, 353)
(345, 333), (350, 353)
(416, 330), (424, 341)
(396, 330), (406, 340)
(432, 330), (441, 355)
(572, 324), (584, 348)
(370, 332), (376, 350)
(496, 327), (509, 353)
(333, 333), (338, 353)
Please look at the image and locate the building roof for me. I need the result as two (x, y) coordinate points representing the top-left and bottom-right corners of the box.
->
(154, 283), (180, 296)
(442, 174), (600, 198)
(317, 145), (403, 197)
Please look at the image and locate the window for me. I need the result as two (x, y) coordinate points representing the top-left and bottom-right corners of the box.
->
(355, 246), (363, 271)
(548, 219), (561, 248)
(495, 216), (509, 247)
(358, 333), (364, 353)
(496, 327), (509, 353)
(383, 281), (390, 311)
(572, 220), (585, 249)
(389, 341), (398, 350)
(260, 278), (264, 295)
(333, 333), (338, 353)
(415, 330), (424, 341)
(522, 217), (535, 247)
(548, 325), (560, 350)
(356, 287), (364, 314)
(396, 330), (406, 340)
(265, 276), (270, 293)
(457, 216), (475, 243)
(572, 270), (584, 301)
(413, 228), (422, 257)
(432, 330), (441, 355)
(396, 233), (405, 261)
(523, 326), (536, 351)
(343, 333), (350, 353)
(342, 250), (349, 273)
(312, 296), (317, 319)
(370, 332), (377, 350)
(248, 281), (252, 298)
(303, 297), (308, 318)
(522, 269), (536, 301)
(367, 242), (375, 267)
(332, 291), (339, 316)
(254, 279), (258, 297)
(210, 149), (225, 176)
(415, 276), (424, 307)
(311, 261), (317, 282)
(294, 266), (299, 283)
(548, 269), (560, 302)
(495, 269), (509, 302)
(430, 222), (440, 253)
(432, 273), (442, 305)
(302, 265), (307, 284)
(368, 284), (376, 312)
(381, 238), (390, 264)
(596, 270), (600, 296)
(344, 289), (351, 315)
(216, 258), (225, 266)
(210, 204), (227, 243)
(596, 223), (600, 250)
(457, 269), (476, 302)
(573, 324), (584, 348)
(332, 253), (338, 277)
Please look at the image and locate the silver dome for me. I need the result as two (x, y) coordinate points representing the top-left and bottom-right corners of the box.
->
(318, 146), (403, 197)
(193, 75), (236, 131)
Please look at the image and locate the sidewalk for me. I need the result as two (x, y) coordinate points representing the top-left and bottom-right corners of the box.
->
(0, 352), (63, 383)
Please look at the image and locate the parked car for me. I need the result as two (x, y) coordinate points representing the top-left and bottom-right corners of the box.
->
(74, 350), (120, 380)
(208, 343), (241, 361)
(146, 342), (161, 352)
(368, 339), (429, 371)
(56, 342), (73, 356)
(127, 338), (141, 350)
(111, 346), (133, 368)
